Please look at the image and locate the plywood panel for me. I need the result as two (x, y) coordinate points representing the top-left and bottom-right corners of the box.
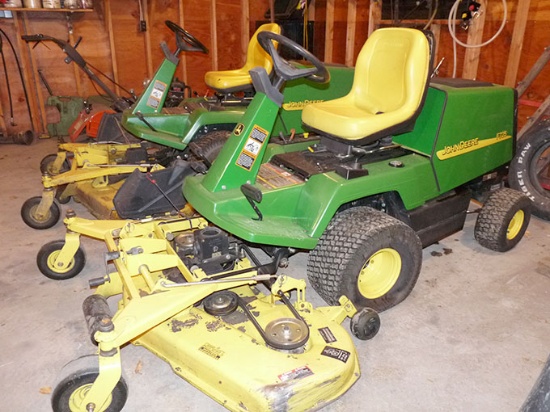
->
(216, 0), (243, 71)
(108, 0), (148, 94)
(182, 0), (213, 94)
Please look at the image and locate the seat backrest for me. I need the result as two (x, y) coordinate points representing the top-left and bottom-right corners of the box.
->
(352, 27), (430, 117)
(243, 23), (281, 73)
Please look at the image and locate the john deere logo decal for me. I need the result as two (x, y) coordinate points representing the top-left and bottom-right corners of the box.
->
(234, 123), (244, 136)
(436, 131), (512, 160)
(282, 100), (325, 111)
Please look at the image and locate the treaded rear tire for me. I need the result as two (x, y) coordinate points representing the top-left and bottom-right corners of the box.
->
(307, 207), (422, 312)
(474, 188), (531, 252)
(508, 120), (550, 221)
(189, 130), (230, 166)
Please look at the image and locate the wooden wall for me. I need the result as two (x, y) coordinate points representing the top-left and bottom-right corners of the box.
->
(0, 0), (548, 136)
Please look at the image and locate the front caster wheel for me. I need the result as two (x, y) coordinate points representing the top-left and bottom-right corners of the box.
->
(40, 153), (71, 175)
(37, 240), (86, 280)
(21, 196), (61, 229)
(350, 308), (380, 340)
(52, 355), (128, 412)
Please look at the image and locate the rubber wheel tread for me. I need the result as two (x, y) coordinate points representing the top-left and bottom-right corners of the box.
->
(508, 120), (550, 220)
(474, 188), (531, 252)
(307, 206), (422, 312)
(190, 130), (230, 166)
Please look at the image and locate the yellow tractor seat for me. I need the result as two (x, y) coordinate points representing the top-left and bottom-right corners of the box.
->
(204, 23), (281, 94)
(302, 28), (432, 146)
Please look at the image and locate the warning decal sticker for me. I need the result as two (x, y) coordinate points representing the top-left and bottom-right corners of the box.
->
(278, 366), (314, 382)
(146, 80), (167, 110)
(235, 125), (269, 171)
(318, 327), (337, 344)
(321, 346), (351, 363)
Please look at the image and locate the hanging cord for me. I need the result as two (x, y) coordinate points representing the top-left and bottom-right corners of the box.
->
(0, 28), (33, 129)
(423, 0), (439, 30)
(448, 0), (508, 78)
(0, 35), (14, 126)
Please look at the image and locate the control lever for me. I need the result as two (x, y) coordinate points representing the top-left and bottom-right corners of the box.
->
(241, 183), (263, 221)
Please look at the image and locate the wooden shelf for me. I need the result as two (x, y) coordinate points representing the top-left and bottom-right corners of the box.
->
(2, 7), (93, 12)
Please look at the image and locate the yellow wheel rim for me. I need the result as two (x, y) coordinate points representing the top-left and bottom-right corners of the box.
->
(357, 248), (401, 299)
(507, 209), (524, 240)
(47, 250), (75, 274)
(30, 204), (52, 222)
(68, 383), (112, 412)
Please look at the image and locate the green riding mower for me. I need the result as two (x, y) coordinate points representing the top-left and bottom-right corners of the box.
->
(22, 21), (354, 231)
(49, 214), (380, 411)
(180, 28), (532, 314)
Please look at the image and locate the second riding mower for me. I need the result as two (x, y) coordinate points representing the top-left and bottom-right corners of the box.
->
(180, 28), (532, 314)
(22, 21), (355, 231)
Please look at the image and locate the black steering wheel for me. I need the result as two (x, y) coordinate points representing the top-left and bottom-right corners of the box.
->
(165, 20), (208, 54)
(257, 31), (329, 85)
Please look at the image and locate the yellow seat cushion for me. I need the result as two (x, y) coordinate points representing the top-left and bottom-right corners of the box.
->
(204, 23), (281, 93)
(302, 28), (431, 142)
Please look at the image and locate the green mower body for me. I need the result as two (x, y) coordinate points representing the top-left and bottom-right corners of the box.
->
(183, 29), (530, 313)
(123, 62), (355, 151)
(185, 78), (516, 249)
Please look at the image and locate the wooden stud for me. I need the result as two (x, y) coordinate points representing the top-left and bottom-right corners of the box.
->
(504, 0), (532, 87)
(241, 0), (249, 64)
(67, 24), (82, 97)
(324, 0), (335, 63)
(431, 23), (441, 71)
(105, 0), (121, 96)
(368, 0), (381, 36)
(345, 0), (357, 67)
(16, 12), (45, 133)
(211, 0), (218, 71)
(462, 6), (486, 80)
(143, 0), (153, 78)
(178, 1), (188, 85)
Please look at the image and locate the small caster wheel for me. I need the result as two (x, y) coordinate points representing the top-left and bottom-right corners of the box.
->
(350, 307), (380, 340)
(37, 240), (86, 280)
(40, 153), (70, 175)
(56, 185), (71, 204)
(21, 196), (61, 229)
(51, 355), (127, 412)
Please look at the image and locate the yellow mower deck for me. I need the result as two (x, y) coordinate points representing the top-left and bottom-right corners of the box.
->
(52, 215), (370, 411)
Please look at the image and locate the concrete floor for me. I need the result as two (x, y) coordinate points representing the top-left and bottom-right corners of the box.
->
(1, 137), (549, 412)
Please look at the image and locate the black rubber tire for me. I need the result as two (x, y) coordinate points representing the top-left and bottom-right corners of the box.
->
(189, 130), (230, 166)
(52, 356), (127, 412)
(307, 207), (423, 312)
(474, 188), (531, 252)
(350, 307), (381, 340)
(508, 121), (550, 221)
(40, 153), (71, 175)
(56, 186), (72, 204)
(21, 196), (61, 229)
(37, 240), (86, 280)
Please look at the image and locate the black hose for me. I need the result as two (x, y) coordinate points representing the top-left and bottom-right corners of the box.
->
(0, 35), (14, 125)
(0, 28), (34, 130)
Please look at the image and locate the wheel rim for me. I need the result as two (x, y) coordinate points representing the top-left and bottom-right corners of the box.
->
(68, 383), (112, 412)
(47, 250), (75, 274)
(30, 204), (52, 223)
(357, 248), (401, 299)
(507, 209), (524, 240)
